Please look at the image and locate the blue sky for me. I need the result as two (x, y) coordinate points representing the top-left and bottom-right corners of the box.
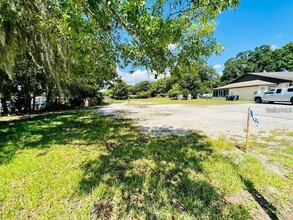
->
(120, 0), (293, 84)
(208, 0), (293, 75)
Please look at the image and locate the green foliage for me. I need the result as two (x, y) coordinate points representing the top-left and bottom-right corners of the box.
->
(168, 83), (182, 98)
(136, 90), (152, 98)
(181, 88), (190, 99)
(150, 77), (176, 96)
(132, 81), (152, 94)
(0, 0), (239, 99)
(127, 85), (136, 95)
(69, 97), (85, 107)
(269, 42), (293, 71)
(103, 89), (114, 97)
(110, 62), (219, 100)
(176, 62), (219, 97)
(0, 0), (118, 109)
(118, 0), (239, 76)
(112, 79), (129, 100)
(0, 0), (240, 110)
(221, 42), (293, 83)
(111, 80), (152, 99)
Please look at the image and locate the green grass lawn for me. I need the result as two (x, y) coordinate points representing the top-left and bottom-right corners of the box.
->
(0, 109), (291, 219)
(112, 97), (253, 106)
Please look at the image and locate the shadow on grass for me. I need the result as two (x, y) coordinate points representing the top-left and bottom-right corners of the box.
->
(240, 176), (279, 220)
(0, 109), (250, 218)
(78, 127), (249, 219)
(0, 109), (132, 165)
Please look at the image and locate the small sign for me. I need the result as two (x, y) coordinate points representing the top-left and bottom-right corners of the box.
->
(250, 109), (260, 127)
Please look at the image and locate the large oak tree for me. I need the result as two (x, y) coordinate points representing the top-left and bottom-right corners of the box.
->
(0, 0), (239, 111)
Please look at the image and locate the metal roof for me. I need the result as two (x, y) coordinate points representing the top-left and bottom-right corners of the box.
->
(248, 72), (293, 81)
(214, 80), (276, 90)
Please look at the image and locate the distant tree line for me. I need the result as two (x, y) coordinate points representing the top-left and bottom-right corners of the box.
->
(221, 42), (293, 84)
(105, 63), (220, 100)
(107, 42), (293, 101)
(0, 51), (113, 114)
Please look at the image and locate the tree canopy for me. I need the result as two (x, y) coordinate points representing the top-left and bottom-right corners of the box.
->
(0, 0), (239, 113)
(1, 0), (240, 75)
(221, 42), (293, 83)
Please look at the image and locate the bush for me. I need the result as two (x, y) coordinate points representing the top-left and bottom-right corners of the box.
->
(112, 80), (129, 100)
(136, 90), (151, 98)
(96, 92), (104, 104)
(133, 81), (152, 94)
(181, 88), (190, 100)
(168, 83), (182, 98)
(103, 89), (113, 97)
(70, 98), (85, 107)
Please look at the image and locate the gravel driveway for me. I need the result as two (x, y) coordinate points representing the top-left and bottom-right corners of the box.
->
(98, 102), (293, 139)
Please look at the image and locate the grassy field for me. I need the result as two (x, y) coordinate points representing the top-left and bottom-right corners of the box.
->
(112, 97), (253, 106)
(0, 109), (292, 219)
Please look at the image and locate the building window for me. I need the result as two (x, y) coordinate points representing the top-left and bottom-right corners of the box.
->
(213, 90), (229, 97)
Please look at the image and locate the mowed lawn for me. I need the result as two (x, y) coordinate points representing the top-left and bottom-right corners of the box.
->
(0, 109), (292, 219)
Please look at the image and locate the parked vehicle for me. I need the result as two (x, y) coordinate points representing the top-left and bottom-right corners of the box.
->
(254, 86), (293, 104)
(199, 93), (212, 99)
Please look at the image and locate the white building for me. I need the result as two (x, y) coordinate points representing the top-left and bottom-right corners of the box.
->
(213, 72), (293, 100)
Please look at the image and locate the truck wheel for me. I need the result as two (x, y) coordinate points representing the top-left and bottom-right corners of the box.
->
(291, 98), (293, 105)
(269, 101), (274, 104)
(255, 97), (262, 103)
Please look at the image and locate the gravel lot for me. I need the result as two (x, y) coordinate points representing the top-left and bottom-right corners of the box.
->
(99, 102), (293, 139)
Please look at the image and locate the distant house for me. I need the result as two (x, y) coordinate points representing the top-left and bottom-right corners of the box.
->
(213, 72), (293, 100)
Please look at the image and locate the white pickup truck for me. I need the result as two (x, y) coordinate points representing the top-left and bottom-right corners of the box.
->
(254, 86), (293, 104)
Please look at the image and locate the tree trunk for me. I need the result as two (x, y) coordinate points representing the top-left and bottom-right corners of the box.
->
(46, 88), (52, 110)
(24, 93), (31, 114)
(1, 98), (9, 115)
(32, 94), (36, 112)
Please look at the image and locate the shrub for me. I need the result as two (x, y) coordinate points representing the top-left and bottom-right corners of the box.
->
(136, 90), (151, 98)
(181, 88), (190, 100)
(103, 89), (113, 97)
(168, 83), (182, 98)
(70, 98), (85, 107)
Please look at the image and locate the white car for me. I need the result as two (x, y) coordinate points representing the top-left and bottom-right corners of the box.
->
(254, 86), (293, 104)
(200, 93), (212, 99)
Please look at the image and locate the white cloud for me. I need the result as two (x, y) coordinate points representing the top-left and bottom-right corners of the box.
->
(270, 44), (279, 50)
(213, 64), (223, 70)
(118, 69), (154, 85)
(117, 68), (169, 84)
(128, 70), (155, 84)
(167, 43), (177, 51)
(217, 71), (223, 76)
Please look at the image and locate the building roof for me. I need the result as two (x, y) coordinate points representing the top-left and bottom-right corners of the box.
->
(231, 71), (293, 84)
(214, 80), (276, 90)
(248, 72), (293, 81)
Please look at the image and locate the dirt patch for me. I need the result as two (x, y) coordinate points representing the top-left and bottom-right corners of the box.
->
(98, 103), (293, 139)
